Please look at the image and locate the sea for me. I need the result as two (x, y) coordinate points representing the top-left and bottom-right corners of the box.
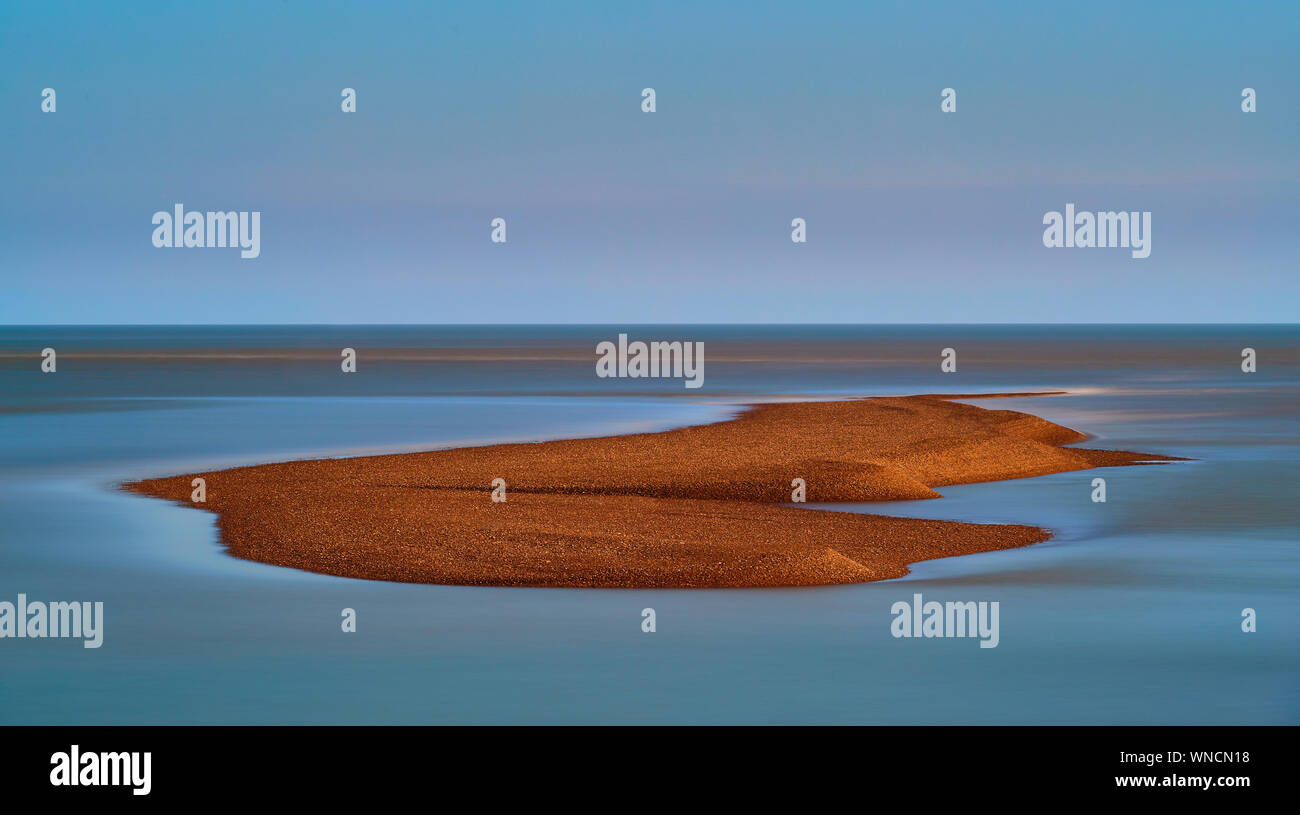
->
(1, 325), (1296, 724)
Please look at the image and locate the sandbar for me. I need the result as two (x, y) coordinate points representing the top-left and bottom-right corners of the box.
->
(124, 393), (1182, 588)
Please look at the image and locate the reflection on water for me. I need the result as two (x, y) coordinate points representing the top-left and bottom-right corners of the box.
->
(0, 325), (1296, 724)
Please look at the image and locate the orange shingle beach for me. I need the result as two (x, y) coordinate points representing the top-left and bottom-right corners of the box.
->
(125, 393), (1182, 588)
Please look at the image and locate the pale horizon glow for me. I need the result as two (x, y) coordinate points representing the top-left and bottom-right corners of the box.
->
(2, 1), (1297, 324)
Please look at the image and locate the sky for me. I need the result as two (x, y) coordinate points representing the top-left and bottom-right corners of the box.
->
(1, 0), (1297, 323)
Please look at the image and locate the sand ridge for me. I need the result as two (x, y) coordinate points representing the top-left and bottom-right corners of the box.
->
(124, 393), (1184, 588)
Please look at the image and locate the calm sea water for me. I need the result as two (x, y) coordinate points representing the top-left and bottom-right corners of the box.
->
(1, 325), (1296, 724)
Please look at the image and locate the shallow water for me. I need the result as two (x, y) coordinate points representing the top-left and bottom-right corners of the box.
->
(1, 325), (1295, 724)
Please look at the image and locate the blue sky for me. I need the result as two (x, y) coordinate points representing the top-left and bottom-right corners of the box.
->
(2, 0), (1297, 323)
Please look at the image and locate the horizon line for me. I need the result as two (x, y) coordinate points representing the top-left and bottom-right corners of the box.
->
(1, 321), (1297, 329)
